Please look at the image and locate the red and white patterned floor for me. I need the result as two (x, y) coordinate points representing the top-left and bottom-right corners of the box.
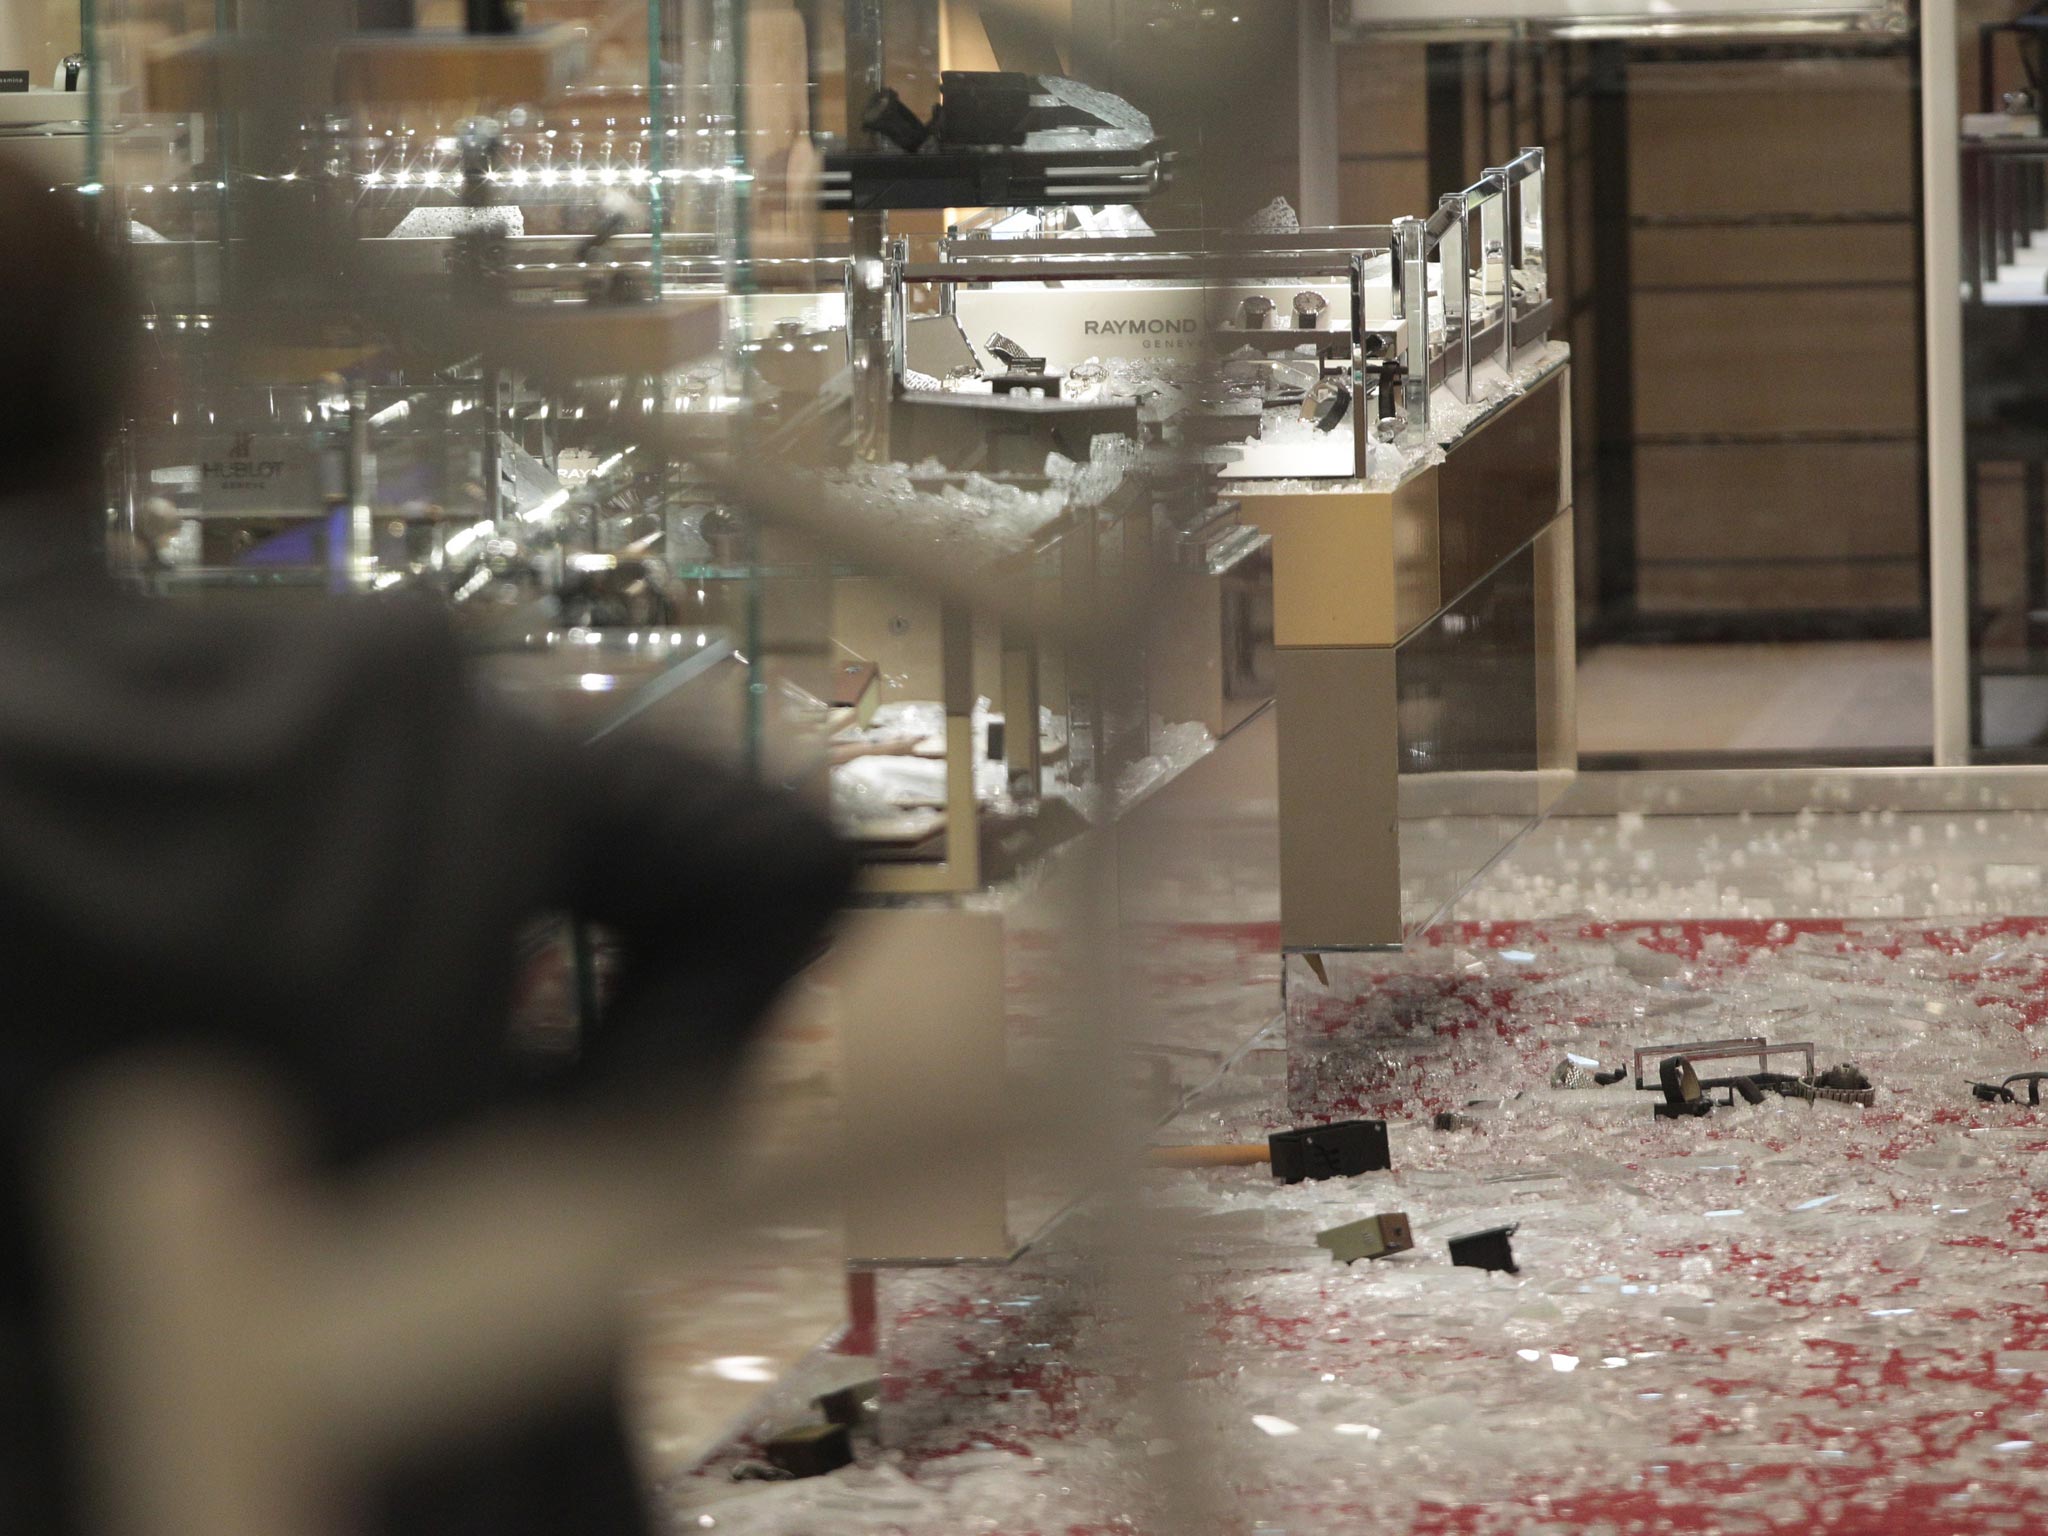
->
(672, 916), (2048, 1535)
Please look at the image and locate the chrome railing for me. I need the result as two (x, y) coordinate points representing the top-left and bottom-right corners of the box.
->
(892, 145), (1557, 457)
(1392, 146), (1551, 439)
(1964, 134), (2048, 305)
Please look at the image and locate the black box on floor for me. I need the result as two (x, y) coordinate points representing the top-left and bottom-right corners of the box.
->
(765, 1421), (853, 1478)
(1447, 1224), (1519, 1274)
(1268, 1119), (1390, 1183)
(815, 1378), (880, 1430)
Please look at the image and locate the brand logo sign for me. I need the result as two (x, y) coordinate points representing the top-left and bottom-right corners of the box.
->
(202, 432), (293, 489)
(956, 287), (1213, 371)
(143, 432), (316, 515)
(1082, 318), (1204, 345)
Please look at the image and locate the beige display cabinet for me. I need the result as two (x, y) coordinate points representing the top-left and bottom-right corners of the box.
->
(1237, 358), (1576, 953)
(822, 481), (1277, 1264)
(828, 154), (1582, 1261)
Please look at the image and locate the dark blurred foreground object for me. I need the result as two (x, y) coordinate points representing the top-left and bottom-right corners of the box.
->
(354, 0), (522, 32)
(0, 161), (853, 1536)
(1981, 3), (2046, 108)
(466, 0), (523, 34)
(355, 0), (524, 29)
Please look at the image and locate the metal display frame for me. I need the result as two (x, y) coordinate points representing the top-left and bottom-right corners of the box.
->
(905, 148), (1555, 477)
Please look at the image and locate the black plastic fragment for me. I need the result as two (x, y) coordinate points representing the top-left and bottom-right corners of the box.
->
(862, 87), (932, 153)
(765, 1422), (854, 1479)
(1269, 1119), (1391, 1184)
(1448, 1224), (1519, 1275)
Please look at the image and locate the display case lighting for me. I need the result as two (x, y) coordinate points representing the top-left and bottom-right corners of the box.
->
(443, 520), (493, 560)
(522, 490), (570, 523)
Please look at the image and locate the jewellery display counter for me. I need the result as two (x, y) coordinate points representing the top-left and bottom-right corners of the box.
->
(60, 0), (1579, 1354)
(786, 152), (1574, 1272)
(774, 393), (1280, 1265)
(910, 149), (1575, 954)
(57, 0), (1263, 1279)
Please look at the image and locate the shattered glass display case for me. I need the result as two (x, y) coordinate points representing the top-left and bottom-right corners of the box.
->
(37, 4), (2048, 1534)
(908, 151), (1575, 952)
(17, 0), (1630, 1502)
(59, 0), (807, 770)
(52, 0), (1281, 1282)
(53, 0), (1585, 1270)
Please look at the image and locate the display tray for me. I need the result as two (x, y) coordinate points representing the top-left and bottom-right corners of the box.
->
(0, 90), (103, 127)
(475, 628), (741, 739)
(851, 817), (949, 858)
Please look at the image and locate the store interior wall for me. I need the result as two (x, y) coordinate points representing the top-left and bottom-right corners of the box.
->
(1331, 10), (2039, 766)
(7, 0), (2042, 763)
(0, 0), (89, 80)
